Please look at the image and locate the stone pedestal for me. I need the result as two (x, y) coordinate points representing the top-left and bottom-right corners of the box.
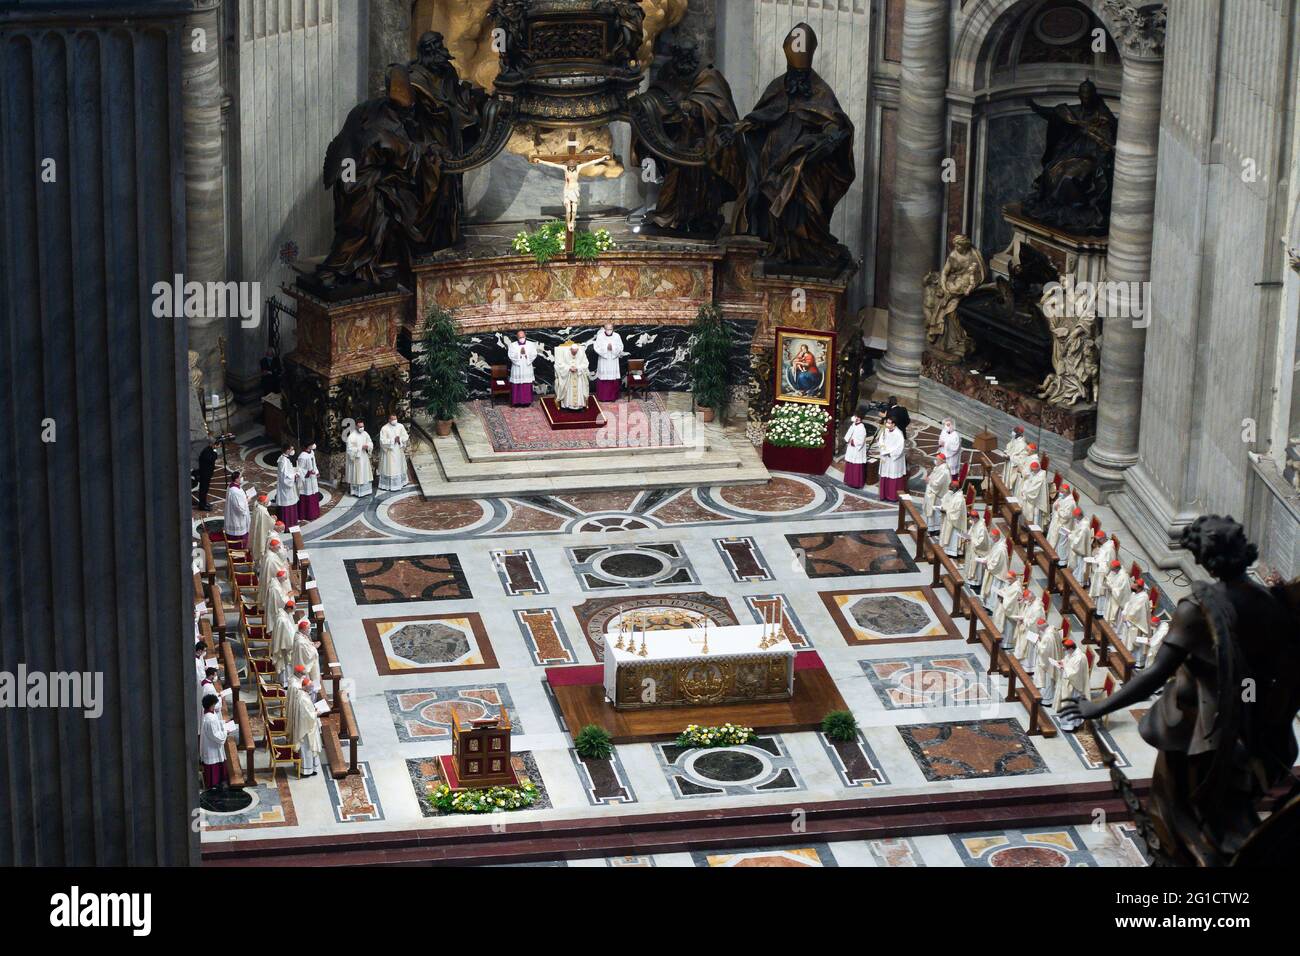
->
(281, 284), (414, 484)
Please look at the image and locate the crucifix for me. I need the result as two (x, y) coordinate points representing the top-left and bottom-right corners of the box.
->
(530, 131), (609, 258)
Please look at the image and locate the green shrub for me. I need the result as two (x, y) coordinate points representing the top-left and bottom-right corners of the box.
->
(688, 303), (733, 412)
(419, 305), (468, 422)
(821, 710), (859, 742)
(574, 724), (613, 760)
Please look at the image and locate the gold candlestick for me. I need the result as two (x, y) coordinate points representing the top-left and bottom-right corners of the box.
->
(637, 626), (648, 657)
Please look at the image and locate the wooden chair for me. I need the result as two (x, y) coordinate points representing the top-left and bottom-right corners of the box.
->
(268, 740), (302, 778)
(490, 364), (510, 405)
(625, 358), (648, 399)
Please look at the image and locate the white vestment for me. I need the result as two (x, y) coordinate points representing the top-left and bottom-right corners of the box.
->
(508, 339), (538, 384)
(939, 489), (967, 554)
(259, 547), (289, 615)
(297, 450), (320, 497)
(992, 580), (1022, 632)
(291, 630), (321, 687)
(939, 427), (962, 476)
(223, 485), (250, 537)
(592, 330), (624, 381)
(923, 463), (949, 526)
(271, 606), (298, 674)
(554, 345), (591, 410)
(276, 455), (299, 508)
(1052, 648), (1091, 710)
(1020, 470), (1049, 525)
(963, 518), (990, 586)
(200, 710), (228, 766)
(250, 502), (272, 560)
(1046, 494), (1074, 554)
(878, 427), (907, 479)
(1002, 435), (1027, 483)
(979, 543), (1009, 603)
(286, 684), (322, 776)
(345, 429), (374, 495)
(1088, 540), (1116, 598)
(1105, 571), (1130, 624)
(1035, 625), (1063, 697)
(844, 422), (868, 464)
(1118, 590), (1150, 651)
(1141, 621), (1169, 666)
(378, 422), (409, 491)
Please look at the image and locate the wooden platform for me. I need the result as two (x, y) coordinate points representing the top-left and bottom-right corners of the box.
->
(548, 660), (847, 744)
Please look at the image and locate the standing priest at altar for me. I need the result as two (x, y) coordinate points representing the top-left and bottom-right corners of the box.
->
(591, 322), (625, 402)
(554, 341), (591, 411)
(508, 330), (538, 407)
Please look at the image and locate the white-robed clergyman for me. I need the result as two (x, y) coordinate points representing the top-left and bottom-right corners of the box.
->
(553, 341), (591, 411)
(297, 444), (321, 521)
(250, 494), (272, 561)
(939, 419), (962, 478)
(290, 619), (321, 687)
(923, 456), (949, 532)
(591, 323), (625, 402)
(876, 419), (907, 502)
(223, 474), (251, 549)
(378, 414), (409, 492)
(842, 416), (868, 489)
(962, 509), (991, 590)
(508, 331), (538, 406)
(1052, 640), (1091, 710)
(345, 424), (374, 497)
(286, 678), (322, 778)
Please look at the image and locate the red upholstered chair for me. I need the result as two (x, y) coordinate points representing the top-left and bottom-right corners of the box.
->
(625, 358), (648, 399)
(490, 364), (510, 405)
(269, 740), (301, 777)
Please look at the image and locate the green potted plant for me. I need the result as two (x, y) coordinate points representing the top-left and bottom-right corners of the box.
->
(821, 710), (859, 742)
(574, 724), (613, 761)
(419, 304), (468, 436)
(687, 303), (732, 423)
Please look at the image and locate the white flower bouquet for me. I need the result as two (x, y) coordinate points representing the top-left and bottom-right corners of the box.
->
(764, 402), (831, 449)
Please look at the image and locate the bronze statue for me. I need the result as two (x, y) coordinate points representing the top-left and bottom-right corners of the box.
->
(488, 0), (533, 80)
(407, 31), (487, 256)
(633, 42), (745, 236)
(726, 23), (855, 271)
(1060, 516), (1300, 866)
(595, 0), (645, 73)
(1021, 79), (1117, 236)
(314, 65), (426, 291)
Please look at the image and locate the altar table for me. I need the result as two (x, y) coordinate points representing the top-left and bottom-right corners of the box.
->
(602, 624), (795, 710)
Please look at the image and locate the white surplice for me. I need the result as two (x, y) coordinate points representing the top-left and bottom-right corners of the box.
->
(345, 429), (374, 496)
(378, 422), (409, 492)
(591, 329), (624, 381)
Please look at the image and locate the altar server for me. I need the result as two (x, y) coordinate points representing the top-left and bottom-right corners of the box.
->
(939, 419), (962, 478)
(554, 341), (592, 411)
(876, 418), (907, 502)
(378, 413), (410, 492)
(843, 415), (868, 488)
(508, 329), (538, 406)
(592, 322), (625, 402)
(199, 694), (228, 790)
(297, 443), (321, 521)
(275, 443), (300, 527)
(923, 454), (949, 533)
(345, 422), (374, 497)
(286, 678), (322, 778)
(223, 473), (251, 549)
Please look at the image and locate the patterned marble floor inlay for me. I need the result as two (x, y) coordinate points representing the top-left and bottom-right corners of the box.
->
(821, 587), (958, 645)
(818, 731), (889, 788)
(743, 594), (810, 648)
(692, 843), (837, 867)
(569, 748), (637, 806)
(898, 718), (1048, 781)
(344, 553), (471, 605)
(867, 837), (926, 867)
(717, 476), (818, 514)
(862, 654), (995, 710)
(515, 607), (579, 665)
(1051, 711), (1132, 770)
(201, 773), (297, 830)
(951, 827), (1097, 867)
(491, 548), (548, 596)
(567, 541), (698, 590)
(324, 760), (386, 823)
(364, 613), (496, 675)
(786, 530), (919, 578)
(386, 684), (521, 741)
(384, 495), (489, 534)
(572, 592), (737, 660)
(713, 535), (774, 582)
(657, 736), (804, 798)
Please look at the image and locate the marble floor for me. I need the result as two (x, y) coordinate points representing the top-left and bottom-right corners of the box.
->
(198, 412), (1177, 865)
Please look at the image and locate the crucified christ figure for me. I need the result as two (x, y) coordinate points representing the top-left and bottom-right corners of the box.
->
(530, 134), (610, 241)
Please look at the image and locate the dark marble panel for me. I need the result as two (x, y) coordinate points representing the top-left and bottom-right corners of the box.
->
(980, 113), (1045, 260)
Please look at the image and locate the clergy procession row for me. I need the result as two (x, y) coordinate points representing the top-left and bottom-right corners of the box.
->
(507, 324), (626, 409)
(198, 467), (340, 793)
(908, 423), (1168, 712)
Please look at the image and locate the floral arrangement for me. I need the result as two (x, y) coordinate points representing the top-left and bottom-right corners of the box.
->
(763, 402), (831, 449)
(428, 781), (539, 814)
(675, 723), (757, 749)
(511, 220), (615, 265)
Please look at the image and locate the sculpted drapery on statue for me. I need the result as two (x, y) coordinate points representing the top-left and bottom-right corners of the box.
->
(312, 34), (485, 294)
(1060, 516), (1300, 866)
(923, 234), (986, 361)
(726, 23), (855, 271)
(1037, 278), (1100, 407)
(633, 42), (746, 236)
(1020, 80), (1117, 236)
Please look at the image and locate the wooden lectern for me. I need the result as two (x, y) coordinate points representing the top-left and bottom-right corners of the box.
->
(438, 712), (518, 790)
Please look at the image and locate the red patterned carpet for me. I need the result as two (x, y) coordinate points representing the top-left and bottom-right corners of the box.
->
(474, 393), (683, 452)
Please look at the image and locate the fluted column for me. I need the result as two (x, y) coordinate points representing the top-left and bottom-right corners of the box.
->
(876, 0), (950, 403)
(182, 0), (227, 399)
(1086, 3), (1166, 483)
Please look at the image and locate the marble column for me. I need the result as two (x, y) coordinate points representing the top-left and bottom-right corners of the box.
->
(875, 0), (949, 404)
(1085, 4), (1166, 484)
(182, 0), (228, 403)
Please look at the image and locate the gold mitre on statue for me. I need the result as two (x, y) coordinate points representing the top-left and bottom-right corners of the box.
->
(783, 22), (818, 70)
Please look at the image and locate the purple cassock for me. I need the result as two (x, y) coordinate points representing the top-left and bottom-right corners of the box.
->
(511, 383), (533, 406)
(595, 378), (620, 402)
(843, 461), (866, 489)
